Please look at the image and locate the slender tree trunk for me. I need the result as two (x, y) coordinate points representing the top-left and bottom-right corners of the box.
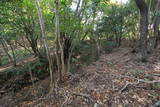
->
(75, 0), (81, 16)
(25, 36), (39, 57)
(118, 0), (123, 47)
(153, 17), (160, 48)
(153, 0), (160, 48)
(96, 37), (100, 57)
(28, 63), (37, 98)
(0, 52), (2, 65)
(55, 0), (66, 82)
(34, 0), (54, 91)
(135, 0), (149, 62)
(7, 41), (17, 66)
(0, 39), (13, 63)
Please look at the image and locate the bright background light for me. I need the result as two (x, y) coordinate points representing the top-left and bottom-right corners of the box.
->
(71, 0), (83, 11)
(71, 0), (129, 11)
(111, 0), (128, 4)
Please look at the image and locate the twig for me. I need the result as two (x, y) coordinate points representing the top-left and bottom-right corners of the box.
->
(72, 92), (94, 102)
(119, 81), (130, 93)
(61, 96), (71, 107)
(152, 74), (160, 77)
(138, 79), (160, 84)
(60, 88), (70, 107)
(119, 80), (140, 93)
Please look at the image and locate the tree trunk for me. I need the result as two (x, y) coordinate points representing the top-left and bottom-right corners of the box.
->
(0, 52), (2, 65)
(25, 36), (39, 57)
(55, 0), (66, 82)
(75, 0), (82, 16)
(153, 17), (160, 48)
(135, 0), (149, 62)
(153, 0), (160, 48)
(0, 39), (13, 63)
(34, 0), (54, 91)
(7, 40), (17, 66)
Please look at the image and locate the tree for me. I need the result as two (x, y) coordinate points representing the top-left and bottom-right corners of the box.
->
(55, 0), (66, 82)
(153, 0), (160, 48)
(135, 0), (149, 62)
(34, 0), (54, 90)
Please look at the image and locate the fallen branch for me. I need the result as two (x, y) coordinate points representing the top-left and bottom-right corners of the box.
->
(118, 75), (160, 93)
(118, 75), (160, 83)
(152, 74), (160, 77)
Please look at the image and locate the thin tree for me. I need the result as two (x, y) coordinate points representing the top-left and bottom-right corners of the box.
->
(0, 39), (14, 63)
(34, 0), (54, 91)
(55, 0), (66, 82)
(153, 0), (160, 48)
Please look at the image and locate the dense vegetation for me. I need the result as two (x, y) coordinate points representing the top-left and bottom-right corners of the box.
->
(0, 0), (160, 106)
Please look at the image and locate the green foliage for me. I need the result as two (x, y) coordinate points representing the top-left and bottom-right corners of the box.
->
(14, 49), (31, 61)
(0, 0), (154, 76)
(101, 40), (117, 53)
(6, 66), (28, 75)
(5, 61), (47, 79)
(0, 56), (9, 65)
(0, 32), (17, 41)
(152, 10), (160, 17)
(74, 41), (94, 65)
(96, 1), (138, 39)
(32, 61), (46, 73)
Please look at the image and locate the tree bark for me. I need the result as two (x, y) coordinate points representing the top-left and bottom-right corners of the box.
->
(55, 0), (66, 82)
(7, 40), (17, 66)
(153, 0), (160, 48)
(75, 0), (82, 16)
(0, 39), (13, 63)
(135, 0), (149, 62)
(34, 0), (54, 90)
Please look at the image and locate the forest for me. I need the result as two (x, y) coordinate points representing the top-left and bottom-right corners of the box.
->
(0, 0), (160, 106)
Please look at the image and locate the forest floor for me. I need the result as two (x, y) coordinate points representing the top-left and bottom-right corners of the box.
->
(0, 47), (160, 107)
